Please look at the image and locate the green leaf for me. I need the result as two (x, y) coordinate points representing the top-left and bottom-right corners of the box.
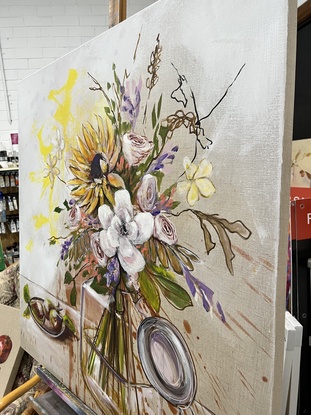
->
(163, 183), (177, 198)
(147, 263), (192, 310)
(23, 284), (30, 303)
(23, 307), (30, 319)
(139, 270), (160, 312)
(148, 263), (175, 280)
(157, 94), (162, 118)
(152, 129), (159, 156)
(113, 68), (121, 91)
(54, 206), (63, 213)
(74, 256), (85, 270)
(104, 106), (111, 114)
(152, 105), (157, 129)
(121, 121), (131, 134)
(107, 114), (116, 124)
(159, 125), (169, 142)
(64, 271), (73, 284)
(82, 270), (89, 278)
(155, 275), (193, 310)
(70, 284), (77, 306)
(90, 277), (111, 296)
(63, 314), (76, 334)
(152, 171), (165, 189)
(97, 266), (107, 276)
(107, 82), (111, 90)
(63, 200), (70, 211)
(171, 201), (181, 210)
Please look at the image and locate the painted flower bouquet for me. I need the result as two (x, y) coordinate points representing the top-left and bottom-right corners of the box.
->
(45, 35), (251, 412)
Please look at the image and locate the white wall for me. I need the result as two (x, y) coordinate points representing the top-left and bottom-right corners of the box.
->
(0, 0), (156, 149)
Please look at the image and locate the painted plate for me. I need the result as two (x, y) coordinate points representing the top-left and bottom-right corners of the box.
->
(28, 297), (66, 338)
(137, 317), (197, 408)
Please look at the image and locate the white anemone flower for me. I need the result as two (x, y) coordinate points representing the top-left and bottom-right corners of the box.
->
(52, 128), (65, 160)
(98, 189), (154, 275)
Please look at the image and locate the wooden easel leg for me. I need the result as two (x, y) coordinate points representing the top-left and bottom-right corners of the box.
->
(109, 0), (127, 28)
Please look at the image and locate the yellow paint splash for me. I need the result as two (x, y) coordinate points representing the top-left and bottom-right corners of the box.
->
(25, 240), (33, 252)
(37, 125), (53, 159)
(48, 69), (78, 132)
(29, 126), (52, 195)
(33, 214), (50, 230)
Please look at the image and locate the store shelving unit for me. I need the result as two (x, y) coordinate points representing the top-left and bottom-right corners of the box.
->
(0, 167), (19, 262)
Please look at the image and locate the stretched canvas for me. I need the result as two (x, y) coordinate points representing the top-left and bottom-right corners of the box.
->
(0, 304), (23, 398)
(18, 0), (296, 414)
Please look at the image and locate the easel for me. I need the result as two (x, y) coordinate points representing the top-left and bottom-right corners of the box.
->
(0, 2), (127, 413)
(109, 0), (127, 27)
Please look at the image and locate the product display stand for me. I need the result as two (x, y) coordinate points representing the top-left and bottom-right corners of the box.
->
(290, 198), (311, 414)
(28, 367), (96, 415)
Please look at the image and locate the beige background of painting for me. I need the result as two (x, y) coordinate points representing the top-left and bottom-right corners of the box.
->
(19, 0), (296, 414)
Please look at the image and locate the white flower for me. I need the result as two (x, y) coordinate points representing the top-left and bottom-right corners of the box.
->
(122, 132), (154, 166)
(52, 128), (65, 160)
(90, 232), (107, 267)
(127, 273), (140, 291)
(98, 189), (154, 275)
(68, 202), (81, 229)
(137, 174), (157, 212)
(43, 154), (60, 189)
(153, 214), (177, 245)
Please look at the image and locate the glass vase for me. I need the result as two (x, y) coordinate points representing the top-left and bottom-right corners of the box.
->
(80, 279), (152, 415)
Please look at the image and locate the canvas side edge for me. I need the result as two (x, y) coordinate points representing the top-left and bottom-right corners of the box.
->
(271, 2), (297, 414)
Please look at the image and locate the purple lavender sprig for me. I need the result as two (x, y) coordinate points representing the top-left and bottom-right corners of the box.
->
(60, 237), (73, 260)
(149, 145), (178, 173)
(121, 78), (142, 130)
(182, 265), (226, 322)
(104, 257), (120, 287)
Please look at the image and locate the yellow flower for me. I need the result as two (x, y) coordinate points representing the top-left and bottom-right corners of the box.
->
(68, 115), (124, 215)
(178, 157), (215, 206)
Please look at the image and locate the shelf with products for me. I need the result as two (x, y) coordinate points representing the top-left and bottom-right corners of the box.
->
(0, 167), (19, 264)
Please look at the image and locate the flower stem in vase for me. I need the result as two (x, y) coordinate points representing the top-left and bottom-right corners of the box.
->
(87, 305), (110, 374)
(82, 277), (152, 414)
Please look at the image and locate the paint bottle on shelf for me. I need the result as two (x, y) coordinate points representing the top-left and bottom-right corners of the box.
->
(10, 133), (18, 166)
(7, 150), (14, 168)
(0, 192), (4, 222)
(10, 172), (15, 187)
(4, 173), (10, 187)
(10, 219), (17, 233)
(12, 196), (18, 210)
(0, 143), (8, 169)
(7, 196), (14, 211)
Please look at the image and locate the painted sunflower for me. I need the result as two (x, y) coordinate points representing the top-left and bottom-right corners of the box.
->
(68, 115), (124, 215)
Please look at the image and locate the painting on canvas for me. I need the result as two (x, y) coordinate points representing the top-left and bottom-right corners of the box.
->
(0, 304), (23, 398)
(18, 0), (296, 414)
(292, 138), (311, 187)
